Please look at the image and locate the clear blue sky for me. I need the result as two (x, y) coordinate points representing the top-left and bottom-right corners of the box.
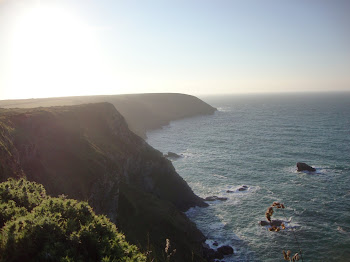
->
(0, 0), (349, 99)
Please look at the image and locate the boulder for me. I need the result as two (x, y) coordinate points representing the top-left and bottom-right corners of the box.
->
(217, 245), (234, 256)
(297, 162), (316, 172)
(205, 196), (228, 201)
(259, 220), (284, 227)
(227, 185), (248, 193)
(203, 247), (223, 260)
(164, 151), (182, 159)
(238, 185), (248, 191)
(203, 245), (233, 261)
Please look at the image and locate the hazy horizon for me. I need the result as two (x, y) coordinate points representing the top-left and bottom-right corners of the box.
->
(1, 0), (349, 100)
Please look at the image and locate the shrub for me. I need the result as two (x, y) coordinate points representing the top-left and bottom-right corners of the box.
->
(0, 178), (145, 262)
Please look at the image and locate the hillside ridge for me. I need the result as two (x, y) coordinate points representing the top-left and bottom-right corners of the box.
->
(0, 93), (217, 138)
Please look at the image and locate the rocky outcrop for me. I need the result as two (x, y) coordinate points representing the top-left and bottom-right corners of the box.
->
(203, 245), (234, 261)
(0, 93), (217, 138)
(227, 185), (248, 193)
(259, 220), (284, 227)
(217, 245), (234, 256)
(0, 103), (208, 261)
(297, 162), (316, 172)
(164, 151), (182, 159)
(204, 196), (228, 201)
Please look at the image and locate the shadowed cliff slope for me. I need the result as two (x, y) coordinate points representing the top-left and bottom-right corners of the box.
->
(0, 93), (216, 138)
(0, 103), (208, 261)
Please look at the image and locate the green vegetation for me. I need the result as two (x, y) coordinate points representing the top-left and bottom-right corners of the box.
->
(0, 178), (146, 262)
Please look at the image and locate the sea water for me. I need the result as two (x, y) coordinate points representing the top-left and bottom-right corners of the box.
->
(146, 93), (350, 262)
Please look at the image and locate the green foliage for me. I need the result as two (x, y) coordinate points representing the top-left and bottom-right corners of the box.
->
(0, 178), (146, 262)
(0, 178), (47, 227)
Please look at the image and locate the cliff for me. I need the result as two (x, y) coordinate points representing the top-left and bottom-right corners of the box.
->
(0, 103), (208, 261)
(0, 93), (216, 138)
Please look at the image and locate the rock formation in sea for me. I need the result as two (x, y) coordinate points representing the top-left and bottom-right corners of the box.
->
(204, 196), (228, 201)
(0, 102), (210, 261)
(297, 162), (316, 172)
(164, 151), (183, 159)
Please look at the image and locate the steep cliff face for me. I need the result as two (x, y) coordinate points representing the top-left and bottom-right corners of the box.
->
(0, 93), (217, 138)
(0, 103), (208, 261)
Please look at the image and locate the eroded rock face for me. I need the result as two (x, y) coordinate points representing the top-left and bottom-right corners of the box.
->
(0, 103), (208, 261)
(297, 162), (316, 172)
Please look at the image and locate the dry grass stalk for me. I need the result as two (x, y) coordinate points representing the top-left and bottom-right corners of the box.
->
(264, 202), (304, 262)
(282, 250), (300, 261)
(165, 239), (176, 261)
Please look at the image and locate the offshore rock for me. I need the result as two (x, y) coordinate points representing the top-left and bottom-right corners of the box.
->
(238, 185), (248, 191)
(227, 185), (248, 193)
(259, 220), (284, 227)
(205, 196), (228, 201)
(164, 151), (182, 159)
(217, 245), (234, 256)
(297, 162), (316, 172)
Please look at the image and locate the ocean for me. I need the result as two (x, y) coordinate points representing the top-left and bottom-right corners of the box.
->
(146, 92), (350, 262)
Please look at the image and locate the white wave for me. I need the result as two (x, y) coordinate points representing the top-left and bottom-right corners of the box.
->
(217, 107), (232, 112)
(209, 221), (227, 231)
(185, 206), (203, 217)
(213, 173), (228, 179)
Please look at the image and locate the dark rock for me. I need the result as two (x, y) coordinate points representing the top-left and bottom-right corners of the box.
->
(203, 247), (216, 260)
(164, 151), (182, 159)
(259, 220), (284, 227)
(202, 242), (210, 249)
(227, 185), (248, 193)
(238, 185), (248, 191)
(214, 252), (224, 259)
(204, 245), (233, 261)
(217, 245), (234, 256)
(297, 162), (316, 172)
(205, 196), (228, 201)
(213, 241), (219, 246)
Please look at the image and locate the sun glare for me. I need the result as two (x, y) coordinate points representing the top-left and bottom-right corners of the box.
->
(9, 6), (107, 99)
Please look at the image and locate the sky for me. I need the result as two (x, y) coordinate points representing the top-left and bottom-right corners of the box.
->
(0, 0), (350, 99)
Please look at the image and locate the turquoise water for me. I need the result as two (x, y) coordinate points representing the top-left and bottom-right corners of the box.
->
(147, 93), (350, 262)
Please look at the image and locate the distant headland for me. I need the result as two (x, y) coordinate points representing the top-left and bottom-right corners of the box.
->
(0, 93), (217, 138)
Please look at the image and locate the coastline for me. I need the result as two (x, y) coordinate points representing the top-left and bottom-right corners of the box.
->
(0, 93), (217, 138)
(0, 94), (218, 261)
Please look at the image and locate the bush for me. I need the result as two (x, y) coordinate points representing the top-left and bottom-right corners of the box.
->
(0, 178), (145, 262)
